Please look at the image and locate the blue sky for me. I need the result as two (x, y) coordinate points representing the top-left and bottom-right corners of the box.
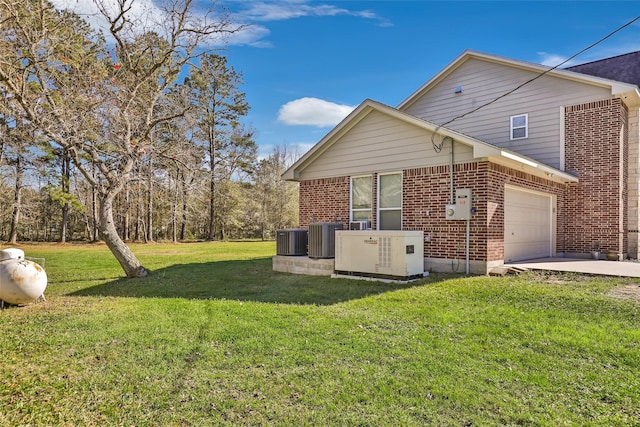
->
(218, 1), (640, 158)
(54, 1), (640, 158)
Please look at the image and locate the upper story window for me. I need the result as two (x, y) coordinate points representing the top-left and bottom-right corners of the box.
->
(351, 175), (372, 222)
(510, 114), (528, 140)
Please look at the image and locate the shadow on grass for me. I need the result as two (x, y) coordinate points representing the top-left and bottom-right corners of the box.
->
(69, 257), (438, 305)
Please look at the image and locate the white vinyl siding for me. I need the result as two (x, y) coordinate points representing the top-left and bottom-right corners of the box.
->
(299, 110), (475, 180)
(378, 172), (402, 230)
(403, 57), (612, 169)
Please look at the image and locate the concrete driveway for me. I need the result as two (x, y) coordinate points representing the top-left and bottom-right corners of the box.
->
(505, 257), (640, 278)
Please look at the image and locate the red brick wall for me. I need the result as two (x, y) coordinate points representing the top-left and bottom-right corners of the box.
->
(298, 161), (562, 262)
(299, 176), (350, 227)
(402, 164), (484, 261)
(403, 162), (563, 262)
(564, 98), (628, 254)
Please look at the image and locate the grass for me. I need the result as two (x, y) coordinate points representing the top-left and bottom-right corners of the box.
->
(1, 241), (640, 426)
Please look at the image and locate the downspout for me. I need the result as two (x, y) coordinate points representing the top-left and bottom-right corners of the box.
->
(448, 137), (469, 274)
(466, 216), (470, 275)
(448, 137), (455, 204)
(449, 137), (468, 274)
(434, 134), (469, 274)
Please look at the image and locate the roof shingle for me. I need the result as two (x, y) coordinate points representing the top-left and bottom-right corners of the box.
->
(566, 51), (640, 87)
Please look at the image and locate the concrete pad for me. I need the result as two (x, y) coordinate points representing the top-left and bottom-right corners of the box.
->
(505, 257), (640, 278)
(272, 255), (335, 276)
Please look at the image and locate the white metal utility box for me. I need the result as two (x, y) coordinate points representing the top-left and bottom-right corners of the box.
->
(334, 230), (424, 280)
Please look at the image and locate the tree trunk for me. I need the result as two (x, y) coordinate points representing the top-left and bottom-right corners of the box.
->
(135, 165), (142, 241)
(207, 125), (215, 241)
(61, 201), (70, 243)
(171, 168), (178, 243)
(91, 164), (99, 242)
(98, 194), (148, 277)
(207, 170), (215, 241)
(261, 198), (267, 241)
(146, 157), (154, 242)
(8, 154), (23, 244)
(180, 170), (189, 241)
(60, 154), (71, 243)
(122, 181), (130, 241)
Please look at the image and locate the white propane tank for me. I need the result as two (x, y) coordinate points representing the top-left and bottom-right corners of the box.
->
(0, 248), (24, 261)
(0, 248), (47, 305)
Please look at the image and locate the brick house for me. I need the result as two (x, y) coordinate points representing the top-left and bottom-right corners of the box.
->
(282, 50), (640, 274)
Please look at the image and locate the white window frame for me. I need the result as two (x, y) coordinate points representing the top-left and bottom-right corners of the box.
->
(377, 172), (402, 230)
(510, 114), (528, 140)
(350, 175), (372, 222)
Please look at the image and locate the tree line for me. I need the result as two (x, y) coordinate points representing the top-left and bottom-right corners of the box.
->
(0, 0), (299, 276)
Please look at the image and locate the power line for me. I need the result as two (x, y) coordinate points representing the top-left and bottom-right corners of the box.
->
(431, 14), (640, 152)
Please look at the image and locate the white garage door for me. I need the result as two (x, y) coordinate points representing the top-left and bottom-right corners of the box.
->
(504, 187), (553, 262)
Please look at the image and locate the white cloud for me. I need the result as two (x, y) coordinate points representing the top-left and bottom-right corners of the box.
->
(278, 97), (356, 127)
(51, 0), (245, 47)
(231, 1), (392, 27)
(51, 0), (166, 35)
(52, 0), (390, 49)
(537, 52), (575, 67)
(223, 1), (392, 48)
(225, 24), (273, 48)
(50, 0), (105, 32)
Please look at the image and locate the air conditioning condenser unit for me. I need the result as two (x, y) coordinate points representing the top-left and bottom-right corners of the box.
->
(276, 229), (308, 256)
(334, 230), (424, 280)
(308, 222), (342, 259)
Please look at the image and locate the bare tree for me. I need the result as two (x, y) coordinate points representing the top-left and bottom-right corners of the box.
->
(0, 0), (240, 276)
(251, 146), (300, 240)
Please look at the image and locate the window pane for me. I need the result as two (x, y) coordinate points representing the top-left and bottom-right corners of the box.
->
(352, 176), (372, 209)
(379, 173), (401, 208)
(379, 209), (401, 230)
(512, 127), (526, 139)
(512, 116), (526, 127)
(352, 210), (372, 221)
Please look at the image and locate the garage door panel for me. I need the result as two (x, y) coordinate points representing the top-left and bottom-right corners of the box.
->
(504, 188), (552, 262)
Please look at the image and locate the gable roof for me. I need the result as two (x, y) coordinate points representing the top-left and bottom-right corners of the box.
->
(566, 51), (640, 87)
(398, 50), (640, 111)
(283, 99), (577, 184)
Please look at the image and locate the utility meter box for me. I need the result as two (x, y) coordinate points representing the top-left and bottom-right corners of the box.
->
(445, 188), (472, 220)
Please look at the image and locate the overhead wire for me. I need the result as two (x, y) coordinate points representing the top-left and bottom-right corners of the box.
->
(431, 14), (640, 152)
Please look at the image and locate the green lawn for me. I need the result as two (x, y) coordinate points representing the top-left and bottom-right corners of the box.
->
(1, 242), (639, 426)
